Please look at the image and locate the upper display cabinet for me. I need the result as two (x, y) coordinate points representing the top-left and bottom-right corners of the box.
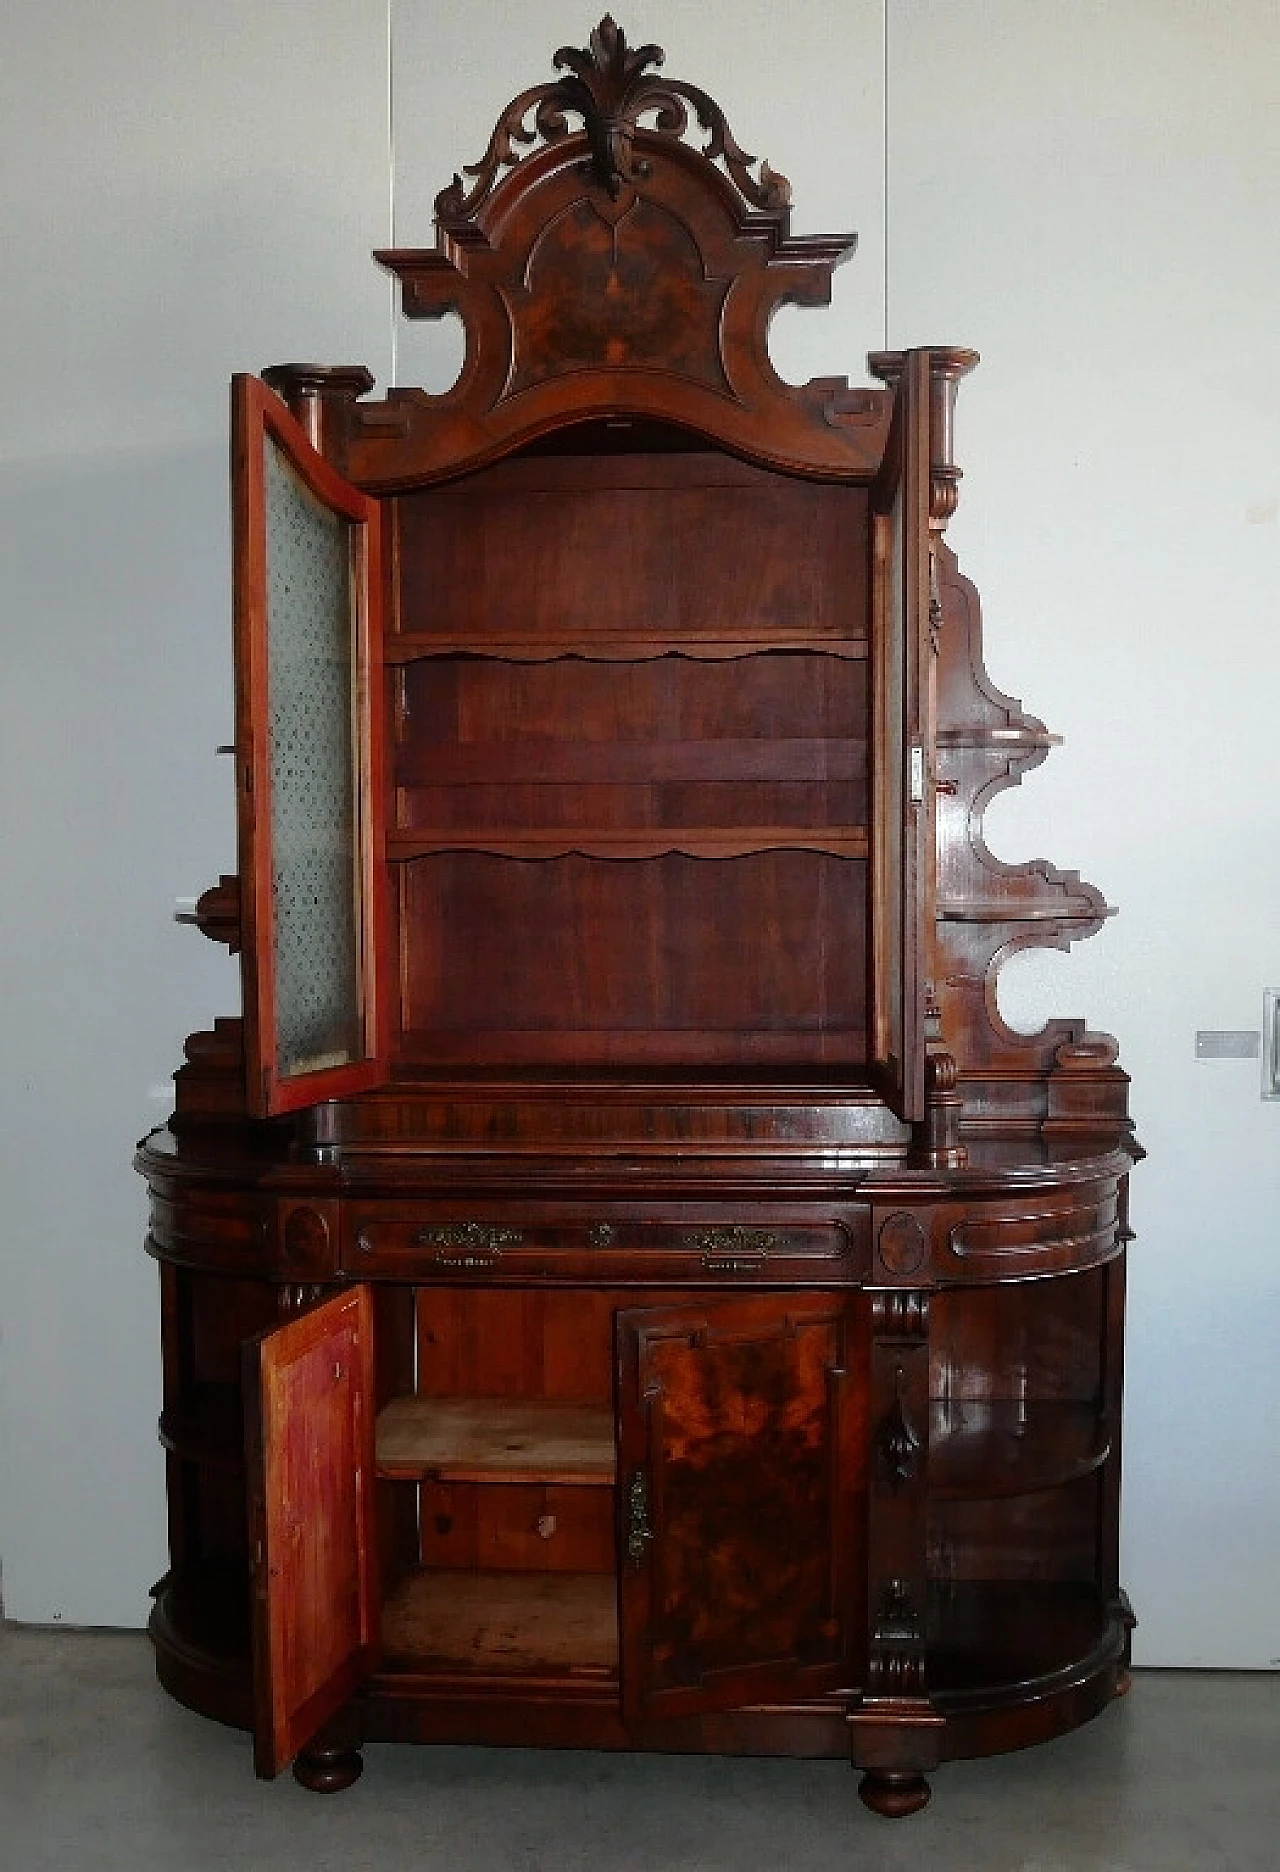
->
(215, 16), (992, 1142)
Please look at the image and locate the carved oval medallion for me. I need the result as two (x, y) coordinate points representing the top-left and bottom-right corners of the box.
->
(877, 1211), (927, 1277)
(282, 1205), (330, 1272)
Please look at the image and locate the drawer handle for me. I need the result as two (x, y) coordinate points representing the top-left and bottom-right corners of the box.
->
(413, 1222), (524, 1269)
(682, 1226), (779, 1273)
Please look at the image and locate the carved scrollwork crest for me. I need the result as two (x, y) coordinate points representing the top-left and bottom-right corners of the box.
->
(436, 16), (790, 220)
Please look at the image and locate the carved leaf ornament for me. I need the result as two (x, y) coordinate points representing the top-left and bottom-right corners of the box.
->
(436, 16), (791, 220)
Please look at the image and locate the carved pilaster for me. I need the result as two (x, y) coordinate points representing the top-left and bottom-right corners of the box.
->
(866, 1578), (927, 1696)
(860, 1280), (939, 1729)
(260, 363), (375, 459)
(870, 1290), (930, 1338)
(859, 1285), (935, 1750)
(876, 1368), (923, 1493)
(867, 345), (977, 529)
(277, 1283), (330, 1317)
(916, 1049), (967, 1169)
(924, 348), (979, 530)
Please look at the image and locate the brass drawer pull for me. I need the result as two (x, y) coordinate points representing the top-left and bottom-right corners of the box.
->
(682, 1226), (779, 1272)
(413, 1222), (524, 1269)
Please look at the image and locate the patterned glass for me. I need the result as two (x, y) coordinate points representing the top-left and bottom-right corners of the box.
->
(264, 437), (363, 1079)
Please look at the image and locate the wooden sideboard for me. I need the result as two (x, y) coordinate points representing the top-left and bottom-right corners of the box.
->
(137, 18), (1139, 1818)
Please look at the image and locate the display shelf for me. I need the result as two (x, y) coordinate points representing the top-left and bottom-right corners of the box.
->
(151, 1560), (252, 1672)
(158, 1384), (244, 1472)
(929, 1401), (1110, 1500)
(381, 1569), (618, 1677)
(376, 1397), (616, 1487)
(384, 634), (869, 665)
(386, 828), (870, 862)
(927, 1581), (1111, 1700)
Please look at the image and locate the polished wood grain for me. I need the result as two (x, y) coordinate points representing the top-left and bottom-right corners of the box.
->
(617, 1292), (864, 1722)
(381, 1570), (617, 1676)
(397, 851), (868, 1068)
(376, 1397), (615, 1485)
(244, 1287), (378, 1779)
(139, 15), (1137, 1819)
(394, 463), (868, 651)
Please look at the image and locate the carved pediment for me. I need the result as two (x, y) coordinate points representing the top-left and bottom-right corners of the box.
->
(435, 16), (790, 222)
(352, 18), (886, 486)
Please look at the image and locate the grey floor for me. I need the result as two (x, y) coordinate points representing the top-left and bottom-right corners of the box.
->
(1, 1623), (1276, 1872)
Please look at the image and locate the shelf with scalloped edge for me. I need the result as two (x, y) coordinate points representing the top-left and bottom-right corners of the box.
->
(384, 633), (870, 665)
(929, 1400), (1110, 1500)
(385, 827), (870, 861)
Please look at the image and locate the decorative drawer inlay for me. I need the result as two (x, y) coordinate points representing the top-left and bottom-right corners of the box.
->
(346, 1211), (865, 1280)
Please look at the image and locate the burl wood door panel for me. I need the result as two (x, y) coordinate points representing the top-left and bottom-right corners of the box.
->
(616, 1292), (866, 1723)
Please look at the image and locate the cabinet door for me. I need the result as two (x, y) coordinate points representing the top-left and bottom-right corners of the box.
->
(244, 1286), (379, 1778)
(616, 1293), (862, 1723)
(232, 374), (390, 1116)
(869, 349), (934, 1123)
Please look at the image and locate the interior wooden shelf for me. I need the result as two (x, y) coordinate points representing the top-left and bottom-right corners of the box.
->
(376, 1397), (616, 1486)
(380, 1569), (619, 1677)
(158, 1385), (244, 1472)
(926, 1581), (1112, 1700)
(384, 634), (870, 665)
(929, 1400), (1110, 1500)
(386, 827), (870, 861)
(150, 1561), (252, 1670)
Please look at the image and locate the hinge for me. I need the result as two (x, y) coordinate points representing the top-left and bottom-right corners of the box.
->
(909, 744), (926, 805)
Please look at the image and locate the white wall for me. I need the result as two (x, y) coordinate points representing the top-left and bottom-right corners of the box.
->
(1, 2), (1275, 1665)
(887, 0), (1280, 1668)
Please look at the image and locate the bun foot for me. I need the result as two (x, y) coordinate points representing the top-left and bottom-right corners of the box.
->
(858, 1770), (932, 1818)
(292, 1745), (364, 1793)
(1113, 1666), (1134, 1698)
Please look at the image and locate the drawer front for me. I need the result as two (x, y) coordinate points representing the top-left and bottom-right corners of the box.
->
(146, 1185), (269, 1273)
(942, 1185), (1121, 1279)
(344, 1207), (869, 1284)
(867, 1178), (1122, 1287)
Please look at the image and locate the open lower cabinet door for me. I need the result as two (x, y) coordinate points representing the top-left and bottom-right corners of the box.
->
(616, 1293), (865, 1724)
(244, 1286), (379, 1778)
(232, 374), (391, 1117)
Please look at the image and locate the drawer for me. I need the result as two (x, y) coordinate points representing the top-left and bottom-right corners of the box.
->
(867, 1179), (1123, 1287)
(932, 1183), (1121, 1284)
(146, 1186), (269, 1273)
(344, 1207), (868, 1284)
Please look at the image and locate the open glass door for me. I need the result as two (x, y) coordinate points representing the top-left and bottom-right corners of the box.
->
(869, 349), (935, 1123)
(232, 374), (389, 1116)
(244, 1287), (379, 1779)
(616, 1293), (862, 1723)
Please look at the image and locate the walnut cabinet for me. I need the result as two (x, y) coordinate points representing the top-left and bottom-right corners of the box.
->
(137, 20), (1139, 1818)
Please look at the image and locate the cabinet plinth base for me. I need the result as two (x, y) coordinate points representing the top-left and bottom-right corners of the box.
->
(858, 1770), (932, 1818)
(293, 1746), (364, 1793)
